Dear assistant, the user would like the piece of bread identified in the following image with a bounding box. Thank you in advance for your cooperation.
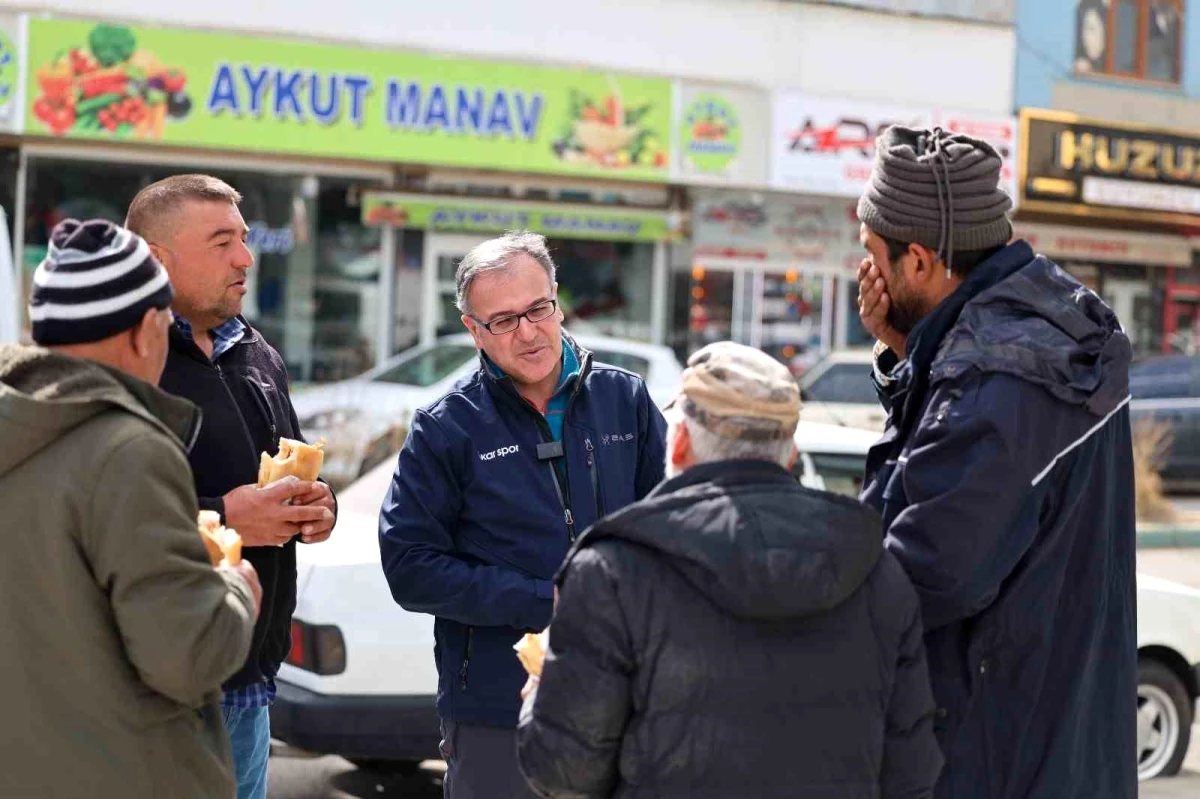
[197,510,243,567]
[258,438,325,488]
[514,629,549,677]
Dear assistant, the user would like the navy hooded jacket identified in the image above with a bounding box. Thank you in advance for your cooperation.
[379,337,667,728]
[861,240,1137,799]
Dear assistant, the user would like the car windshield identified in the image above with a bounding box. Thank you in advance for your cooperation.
[592,350,650,379]
[372,344,477,387]
[803,363,878,405]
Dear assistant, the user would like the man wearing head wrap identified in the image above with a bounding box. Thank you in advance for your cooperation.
[517,342,943,799]
[856,126,1137,798]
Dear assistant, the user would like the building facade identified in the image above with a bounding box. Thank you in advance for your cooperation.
[1,1,1015,380]
[1015,0,1200,356]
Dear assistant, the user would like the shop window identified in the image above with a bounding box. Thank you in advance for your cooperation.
[0,148,17,340]
[552,238,653,342]
[1075,0,1184,84]
[24,158,383,384]
[671,265,826,373]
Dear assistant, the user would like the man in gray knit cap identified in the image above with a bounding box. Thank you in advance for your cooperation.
[856,126,1137,799]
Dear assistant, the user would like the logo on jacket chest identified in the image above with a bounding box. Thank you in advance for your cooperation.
[600,432,635,446]
[479,445,521,462]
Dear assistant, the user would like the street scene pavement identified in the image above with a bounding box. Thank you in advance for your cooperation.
[268,748,1200,798]
[265,540,1200,798]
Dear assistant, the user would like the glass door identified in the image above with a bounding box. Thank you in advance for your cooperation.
[422,232,489,344]
[672,264,830,375]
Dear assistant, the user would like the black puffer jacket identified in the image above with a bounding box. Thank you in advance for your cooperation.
[517,460,943,799]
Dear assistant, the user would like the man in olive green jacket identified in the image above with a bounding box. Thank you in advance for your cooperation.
[0,219,260,798]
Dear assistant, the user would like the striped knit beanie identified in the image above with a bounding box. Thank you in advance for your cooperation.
[30,219,173,346]
[857,126,1012,268]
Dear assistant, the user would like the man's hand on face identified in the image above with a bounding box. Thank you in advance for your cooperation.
[223,477,335,548]
[857,258,908,359]
[293,481,337,544]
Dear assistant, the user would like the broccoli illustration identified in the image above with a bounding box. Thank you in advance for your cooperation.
[88,24,136,68]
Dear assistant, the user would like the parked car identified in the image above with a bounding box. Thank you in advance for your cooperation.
[797,349,887,432]
[1130,354,1200,491]
[291,333,685,488]
[270,419,1200,783]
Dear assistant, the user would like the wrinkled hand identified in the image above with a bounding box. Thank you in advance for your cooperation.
[223,477,335,548]
[219,559,263,620]
[521,675,540,701]
[293,481,337,544]
[857,258,907,359]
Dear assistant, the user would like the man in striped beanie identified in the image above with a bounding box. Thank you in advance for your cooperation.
[856,126,1138,798]
[28,218,174,374]
[0,217,261,798]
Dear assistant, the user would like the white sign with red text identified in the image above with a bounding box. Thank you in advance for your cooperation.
[770,93,1018,205]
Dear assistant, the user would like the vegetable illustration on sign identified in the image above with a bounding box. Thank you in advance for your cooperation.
[681,94,741,175]
[31,23,192,137]
[25,20,674,181]
[553,77,665,170]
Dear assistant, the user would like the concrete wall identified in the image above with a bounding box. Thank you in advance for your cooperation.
[1016,0,1200,128]
[811,0,1015,24]
[10,0,1015,113]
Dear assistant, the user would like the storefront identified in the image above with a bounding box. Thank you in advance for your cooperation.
[360,190,675,348]
[681,189,860,374]
[1017,109,1199,356]
[745,90,1021,366]
[6,14,678,381]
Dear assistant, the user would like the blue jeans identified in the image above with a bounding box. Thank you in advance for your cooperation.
[222,705,270,799]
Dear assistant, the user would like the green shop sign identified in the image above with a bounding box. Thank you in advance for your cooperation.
[25,18,673,181]
[362,193,675,243]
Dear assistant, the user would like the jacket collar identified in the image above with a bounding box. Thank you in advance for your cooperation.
[169,314,259,361]
[905,240,1034,377]
[647,459,794,499]
[479,332,593,409]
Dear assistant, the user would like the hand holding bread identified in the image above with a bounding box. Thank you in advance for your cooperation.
[514,629,550,678]
[258,438,325,487]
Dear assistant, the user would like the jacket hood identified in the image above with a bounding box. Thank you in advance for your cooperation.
[0,344,199,478]
[933,241,1132,417]
[578,460,883,620]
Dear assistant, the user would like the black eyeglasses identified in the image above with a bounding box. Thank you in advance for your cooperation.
[475,299,558,335]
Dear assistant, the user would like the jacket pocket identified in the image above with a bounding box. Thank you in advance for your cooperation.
[584,437,605,521]
[878,459,909,528]
[242,376,279,445]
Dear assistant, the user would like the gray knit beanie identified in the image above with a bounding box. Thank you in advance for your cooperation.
[857,126,1013,267]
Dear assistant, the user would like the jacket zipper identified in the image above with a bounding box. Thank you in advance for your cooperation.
[212,362,260,457]
[492,351,593,544]
[459,627,474,690]
[245,379,278,442]
[585,438,604,520]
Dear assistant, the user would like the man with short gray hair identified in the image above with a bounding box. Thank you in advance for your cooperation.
[380,231,667,799]
[517,341,942,798]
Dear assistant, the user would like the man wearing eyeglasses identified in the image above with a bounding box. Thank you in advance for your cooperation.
[379,231,667,799]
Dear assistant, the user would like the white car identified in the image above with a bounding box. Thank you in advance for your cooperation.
[798,349,888,433]
[269,422,1200,783]
[291,333,685,488]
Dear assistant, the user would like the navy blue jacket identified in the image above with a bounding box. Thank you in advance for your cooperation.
[379,338,667,728]
[862,241,1137,799]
